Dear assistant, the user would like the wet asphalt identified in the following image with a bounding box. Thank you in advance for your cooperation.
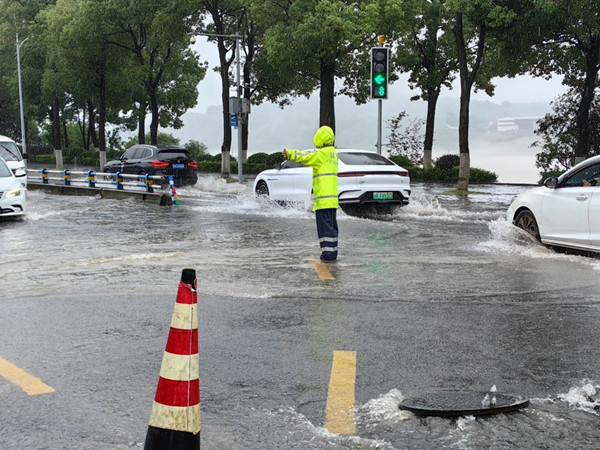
[1,179,600,449]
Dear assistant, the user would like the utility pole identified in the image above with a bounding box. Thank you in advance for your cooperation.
[16,33,28,165]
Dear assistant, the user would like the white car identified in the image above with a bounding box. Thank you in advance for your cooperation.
[507,154,600,252]
[253,149,411,214]
[0,135,27,187]
[0,157,26,217]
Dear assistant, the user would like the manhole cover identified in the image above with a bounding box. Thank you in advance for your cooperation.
[400,390,529,417]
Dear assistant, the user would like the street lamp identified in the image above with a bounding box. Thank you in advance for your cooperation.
[190,29,245,183]
[16,33,28,165]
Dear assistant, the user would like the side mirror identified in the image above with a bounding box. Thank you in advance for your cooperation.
[544,176,558,189]
[274,162,283,170]
[14,169,26,177]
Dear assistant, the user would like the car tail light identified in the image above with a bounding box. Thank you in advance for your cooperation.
[152,160,169,168]
[338,171,408,177]
[188,161,197,169]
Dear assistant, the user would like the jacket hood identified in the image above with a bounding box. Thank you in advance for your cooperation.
[313,126,335,148]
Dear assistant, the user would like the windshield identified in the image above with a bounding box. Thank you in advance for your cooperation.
[157,150,191,159]
[0,159,12,177]
[0,142,22,162]
[338,152,393,166]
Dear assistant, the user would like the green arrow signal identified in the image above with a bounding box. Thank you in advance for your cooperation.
[373,74,386,85]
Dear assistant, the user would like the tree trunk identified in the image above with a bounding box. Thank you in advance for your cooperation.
[457,85,471,191]
[52,94,61,150]
[98,60,107,168]
[575,37,600,165]
[138,105,146,144]
[423,87,440,168]
[219,55,232,176]
[88,101,99,150]
[451,13,486,191]
[63,121,69,149]
[148,80,159,145]
[52,93,63,169]
[319,60,336,132]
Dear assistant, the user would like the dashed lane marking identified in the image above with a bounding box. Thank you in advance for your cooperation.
[0,356,55,395]
[325,350,357,435]
[310,260,335,280]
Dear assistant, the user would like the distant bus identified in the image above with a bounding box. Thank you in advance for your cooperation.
[495,117,541,133]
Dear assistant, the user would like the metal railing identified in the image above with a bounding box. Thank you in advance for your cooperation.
[27,168,181,205]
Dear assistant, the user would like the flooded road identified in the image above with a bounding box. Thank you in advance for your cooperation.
[1,178,600,449]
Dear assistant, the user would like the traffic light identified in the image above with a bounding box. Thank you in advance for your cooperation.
[370,47,389,100]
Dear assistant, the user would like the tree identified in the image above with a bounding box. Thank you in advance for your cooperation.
[0,0,55,146]
[108,0,206,145]
[252,0,373,132]
[530,0,600,165]
[394,0,457,167]
[444,0,523,191]
[533,89,600,174]
[196,0,245,177]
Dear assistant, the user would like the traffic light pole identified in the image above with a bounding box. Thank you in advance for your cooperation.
[377,99,382,155]
[370,44,388,155]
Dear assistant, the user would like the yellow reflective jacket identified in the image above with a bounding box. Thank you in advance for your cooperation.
[285,145,338,211]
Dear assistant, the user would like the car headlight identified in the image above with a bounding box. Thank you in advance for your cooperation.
[6,187,23,198]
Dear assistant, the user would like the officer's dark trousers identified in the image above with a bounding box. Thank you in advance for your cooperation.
[315,208,338,261]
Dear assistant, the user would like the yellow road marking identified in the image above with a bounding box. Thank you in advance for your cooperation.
[310,260,335,280]
[0,356,55,395]
[325,350,356,435]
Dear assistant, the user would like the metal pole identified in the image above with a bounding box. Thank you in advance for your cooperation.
[236,35,243,183]
[16,33,28,165]
[377,99,382,154]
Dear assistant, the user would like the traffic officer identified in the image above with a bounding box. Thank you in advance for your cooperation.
[282,125,339,261]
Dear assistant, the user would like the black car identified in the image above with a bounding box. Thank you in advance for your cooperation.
[103,145,198,186]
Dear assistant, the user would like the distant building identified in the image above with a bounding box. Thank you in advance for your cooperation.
[489,117,542,134]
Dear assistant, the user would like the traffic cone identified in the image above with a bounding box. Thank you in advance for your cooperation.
[144,268,200,449]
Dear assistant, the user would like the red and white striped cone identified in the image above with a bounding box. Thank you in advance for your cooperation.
[144,268,200,449]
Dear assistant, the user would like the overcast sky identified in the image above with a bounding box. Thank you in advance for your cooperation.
[191,37,568,114]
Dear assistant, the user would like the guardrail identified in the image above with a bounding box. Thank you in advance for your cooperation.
[26,168,180,205]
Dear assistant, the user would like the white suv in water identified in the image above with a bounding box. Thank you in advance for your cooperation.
[0,135,27,187]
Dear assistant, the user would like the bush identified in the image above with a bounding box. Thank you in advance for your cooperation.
[409,165,497,183]
[247,152,271,165]
[435,154,460,170]
[388,154,415,169]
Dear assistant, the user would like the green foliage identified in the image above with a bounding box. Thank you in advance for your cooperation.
[435,154,460,170]
[409,166,497,183]
[185,140,209,161]
[388,154,415,169]
[123,133,180,149]
[533,88,600,173]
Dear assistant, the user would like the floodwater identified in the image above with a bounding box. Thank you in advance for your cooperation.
[2,177,600,449]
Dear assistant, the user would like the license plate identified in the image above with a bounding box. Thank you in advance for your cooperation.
[172,163,185,169]
[373,192,394,200]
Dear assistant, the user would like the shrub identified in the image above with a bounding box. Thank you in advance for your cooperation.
[388,154,415,169]
[247,152,271,165]
[435,154,460,170]
[409,165,497,183]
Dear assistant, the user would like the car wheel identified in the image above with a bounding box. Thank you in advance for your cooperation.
[514,209,541,242]
[255,181,269,197]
